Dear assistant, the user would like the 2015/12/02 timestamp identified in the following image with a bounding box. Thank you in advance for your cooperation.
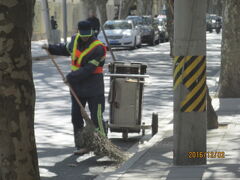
[188,152,225,158]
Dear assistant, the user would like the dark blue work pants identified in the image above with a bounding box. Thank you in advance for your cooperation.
[71,94,105,148]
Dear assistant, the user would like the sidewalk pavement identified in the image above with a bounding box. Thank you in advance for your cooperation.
[31,40,48,60]
[96,98,240,180]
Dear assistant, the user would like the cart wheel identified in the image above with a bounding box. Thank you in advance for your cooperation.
[152,113,158,136]
[142,122,145,136]
[122,130,128,141]
[104,121,109,137]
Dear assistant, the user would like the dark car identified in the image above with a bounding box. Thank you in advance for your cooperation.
[126,16,143,27]
[141,16,160,45]
[206,14,222,33]
[155,17,169,42]
[206,18,213,33]
[126,15,160,46]
[126,16,144,43]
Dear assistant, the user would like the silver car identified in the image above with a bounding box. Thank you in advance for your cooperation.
[98,20,142,49]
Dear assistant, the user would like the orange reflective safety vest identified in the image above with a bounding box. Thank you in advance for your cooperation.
[71,34,106,73]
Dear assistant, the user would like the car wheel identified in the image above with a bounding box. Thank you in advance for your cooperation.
[149,34,155,46]
[130,38,137,50]
[155,36,160,45]
[137,37,142,48]
[160,34,165,43]
[216,28,221,34]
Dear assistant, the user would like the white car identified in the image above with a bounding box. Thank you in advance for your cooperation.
[98,20,142,49]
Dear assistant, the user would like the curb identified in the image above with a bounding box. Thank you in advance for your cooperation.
[94,114,172,180]
[32,55,49,61]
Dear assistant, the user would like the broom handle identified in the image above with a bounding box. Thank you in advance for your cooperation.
[45,50,92,123]
[100,24,117,62]
[96,3,117,63]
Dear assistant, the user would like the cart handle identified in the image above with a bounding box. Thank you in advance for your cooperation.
[105,73,149,78]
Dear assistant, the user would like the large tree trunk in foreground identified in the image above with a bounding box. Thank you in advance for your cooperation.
[219,0,240,98]
[0,1,40,180]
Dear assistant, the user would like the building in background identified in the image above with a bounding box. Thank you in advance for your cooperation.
[32,0,114,40]
[113,0,166,19]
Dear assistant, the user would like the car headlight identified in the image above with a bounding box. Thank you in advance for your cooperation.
[123,33,132,38]
[158,26,163,31]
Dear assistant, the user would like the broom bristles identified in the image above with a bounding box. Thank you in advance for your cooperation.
[76,126,128,163]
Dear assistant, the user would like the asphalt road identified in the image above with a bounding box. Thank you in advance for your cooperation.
[33,32,221,180]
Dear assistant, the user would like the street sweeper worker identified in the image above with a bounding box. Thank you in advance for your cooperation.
[42,20,107,155]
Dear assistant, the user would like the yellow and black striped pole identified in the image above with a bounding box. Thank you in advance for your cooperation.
[173,0,207,165]
[174,56,207,112]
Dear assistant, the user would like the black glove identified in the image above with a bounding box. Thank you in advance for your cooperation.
[63,76,68,84]
[66,72,75,85]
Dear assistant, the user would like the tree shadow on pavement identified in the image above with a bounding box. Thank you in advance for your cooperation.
[121,132,240,180]
[39,146,119,180]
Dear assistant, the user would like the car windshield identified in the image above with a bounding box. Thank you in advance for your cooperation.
[104,21,132,30]
[207,14,220,21]
[143,17,152,25]
[127,16,143,25]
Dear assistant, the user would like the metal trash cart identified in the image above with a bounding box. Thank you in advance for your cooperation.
[106,61,158,140]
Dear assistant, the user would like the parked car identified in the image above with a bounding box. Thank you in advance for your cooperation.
[155,17,169,42]
[126,16,144,40]
[141,16,160,45]
[126,15,160,46]
[97,20,142,49]
[206,14,222,33]
[206,18,213,33]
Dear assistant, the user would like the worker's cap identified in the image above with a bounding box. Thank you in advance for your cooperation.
[77,21,93,37]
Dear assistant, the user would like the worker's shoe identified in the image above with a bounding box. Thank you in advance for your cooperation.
[73,148,89,155]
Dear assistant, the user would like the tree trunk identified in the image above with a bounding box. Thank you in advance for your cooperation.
[136,0,144,15]
[62,0,68,43]
[137,0,153,15]
[207,0,214,14]
[120,0,136,19]
[213,0,223,16]
[82,0,97,15]
[219,0,240,98]
[145,0,153,15]
[166,0,174,57]
[207,88,218,129]
[207,0,223,15]
[0,1,40,180]
[82,0,108,24]
[41,0,52,42]
[152,0,159,16]
[97,0,108,23]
